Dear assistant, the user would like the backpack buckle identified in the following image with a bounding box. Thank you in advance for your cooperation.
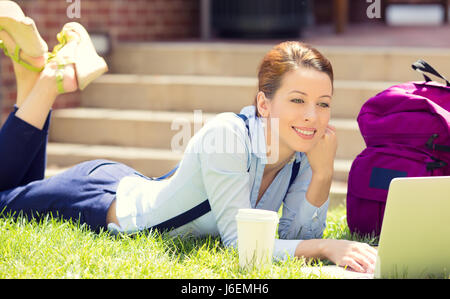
[426,156,448,171]
[425,134,439,150]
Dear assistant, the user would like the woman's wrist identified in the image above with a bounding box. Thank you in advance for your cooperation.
[306,172,332,207]
[294,239,330,260]
[311,168,333,181]
[317,239,333,260]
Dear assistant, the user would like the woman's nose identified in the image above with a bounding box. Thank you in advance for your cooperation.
[303,105,317,122]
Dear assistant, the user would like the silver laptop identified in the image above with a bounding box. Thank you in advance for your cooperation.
[302,176,450,279]
[374,176,450,278]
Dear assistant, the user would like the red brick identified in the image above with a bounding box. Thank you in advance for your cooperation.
[1,0,200,116]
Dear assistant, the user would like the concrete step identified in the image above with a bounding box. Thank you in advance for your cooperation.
[49,108,365,161]
[45,142,349,207]
[81,74,258,114]
[46,142,351,181]
[108,42,450,82]
[46,142,182,178]
[328,180,347,209]
[81,74,396,119]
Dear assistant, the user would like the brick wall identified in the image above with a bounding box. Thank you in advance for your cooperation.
[1,0,199,123]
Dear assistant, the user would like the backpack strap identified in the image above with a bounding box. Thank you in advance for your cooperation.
[236,112,301,186]
[151,164,179,180]
[289,157,301,186]
[151,113,249,181]
[236,113,250,132]
[151,199,212,232]
[433,144,450,153]
[412,59,450,87]
[426,134,450,153]
[149,113,301,232]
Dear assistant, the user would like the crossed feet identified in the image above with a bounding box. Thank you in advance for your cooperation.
[0,28,79,108]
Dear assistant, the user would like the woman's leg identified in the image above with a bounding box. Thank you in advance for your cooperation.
[0,18,117,230]
[0,159,140,232]
[0,25,50,190]
[0,68,121,231]
[15,65,65,130]
[0,64,63,191]
[13,104,52,186]
[0,106,51,191]
[0,28,78,191]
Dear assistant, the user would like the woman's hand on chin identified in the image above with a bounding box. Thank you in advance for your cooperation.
[305,124,337,177]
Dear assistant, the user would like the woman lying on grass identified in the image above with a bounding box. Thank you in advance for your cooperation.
[0,1,376,274]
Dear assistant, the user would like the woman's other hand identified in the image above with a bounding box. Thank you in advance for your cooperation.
[321,239,378,273]
[305,124,337,178]
[295,238,378,274]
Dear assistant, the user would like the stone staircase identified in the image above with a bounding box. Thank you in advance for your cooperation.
[45,42,450,207]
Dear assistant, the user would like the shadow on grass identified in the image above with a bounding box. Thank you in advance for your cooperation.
[114,227,230,261]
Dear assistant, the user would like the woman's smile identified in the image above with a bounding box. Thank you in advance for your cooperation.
[292,126,317,140]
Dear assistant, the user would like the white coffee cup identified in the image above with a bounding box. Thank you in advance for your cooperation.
[235,208,279,269]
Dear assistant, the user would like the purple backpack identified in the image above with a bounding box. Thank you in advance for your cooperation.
[346,60,450,237]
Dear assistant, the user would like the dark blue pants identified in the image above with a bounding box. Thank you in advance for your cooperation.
[0,107,140,231]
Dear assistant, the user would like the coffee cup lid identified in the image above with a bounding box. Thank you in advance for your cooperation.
[235,208,279,223]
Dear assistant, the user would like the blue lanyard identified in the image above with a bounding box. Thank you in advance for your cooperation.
[150,113,300,232]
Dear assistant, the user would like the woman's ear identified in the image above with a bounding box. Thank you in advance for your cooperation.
[256,91,270,118]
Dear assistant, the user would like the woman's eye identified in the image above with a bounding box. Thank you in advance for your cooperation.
[291,98,304,104]
[318,102,330,108]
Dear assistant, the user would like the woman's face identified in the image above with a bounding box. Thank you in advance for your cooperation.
[258,67,333,155]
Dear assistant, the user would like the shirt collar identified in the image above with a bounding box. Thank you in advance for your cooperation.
[239,105,267,163]
[239,105,302,165]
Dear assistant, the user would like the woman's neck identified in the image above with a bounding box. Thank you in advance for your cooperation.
[263,117,295,173]
[264,147,295,173]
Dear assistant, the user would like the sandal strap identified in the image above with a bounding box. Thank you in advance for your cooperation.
[55,66,65,94]
[47,29,77,63]
[50,56,75,94]
[0,30,44,73]
[46,29,78,94]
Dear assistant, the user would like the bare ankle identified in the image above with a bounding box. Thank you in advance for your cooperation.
[38,67,61,98]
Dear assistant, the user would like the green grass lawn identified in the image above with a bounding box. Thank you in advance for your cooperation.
[0,204,377,279]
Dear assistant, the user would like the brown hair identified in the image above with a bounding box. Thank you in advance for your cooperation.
[254,41,334,117]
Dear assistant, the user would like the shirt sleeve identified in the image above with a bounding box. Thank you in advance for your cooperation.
[276,154,329,260]
[198,114,252,249]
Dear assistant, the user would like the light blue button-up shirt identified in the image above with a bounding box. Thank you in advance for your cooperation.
[109,105,329,260]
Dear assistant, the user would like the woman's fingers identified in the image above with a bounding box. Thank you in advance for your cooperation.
[325,240,378,274]
[324,125,337,143]
[327,124,336,132]
[365,245,378,263]
[356,251,375,273]
[341,254,373,273]
[336,242,378,273]
[348,245,377,273]
[341,256,366,273]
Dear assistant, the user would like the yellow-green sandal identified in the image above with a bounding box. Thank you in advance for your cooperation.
[48,56,75,94]
[0,27,44,72]
[46,30,76,94]
[0,1,47,68]
[47,22,108,93]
